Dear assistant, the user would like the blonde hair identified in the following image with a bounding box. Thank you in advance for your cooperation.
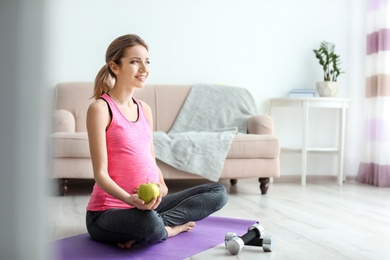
[92,34,148,99]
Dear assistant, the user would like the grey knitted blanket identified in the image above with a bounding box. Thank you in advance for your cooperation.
[153,84,257,181]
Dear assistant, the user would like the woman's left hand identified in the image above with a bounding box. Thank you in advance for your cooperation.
[155,182,168,197]
[131,193,162,210]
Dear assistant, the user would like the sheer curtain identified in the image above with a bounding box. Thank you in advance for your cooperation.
[356,0,390,186]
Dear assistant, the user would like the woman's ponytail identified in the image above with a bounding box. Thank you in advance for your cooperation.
[92,65,113,100]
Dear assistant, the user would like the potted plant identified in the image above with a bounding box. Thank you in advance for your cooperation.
[313,41,344,97]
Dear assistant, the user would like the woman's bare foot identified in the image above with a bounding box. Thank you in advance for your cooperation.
[117,240,136,249]
[165,222,196,238]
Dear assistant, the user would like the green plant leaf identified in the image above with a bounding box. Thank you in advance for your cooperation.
[313,41,343,82]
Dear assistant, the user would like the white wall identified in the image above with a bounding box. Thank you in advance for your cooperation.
[44,0,367,178]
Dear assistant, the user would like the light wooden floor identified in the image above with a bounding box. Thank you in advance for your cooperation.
[47,177,390,260]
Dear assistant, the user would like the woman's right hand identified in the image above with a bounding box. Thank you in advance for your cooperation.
[128,194,162,210]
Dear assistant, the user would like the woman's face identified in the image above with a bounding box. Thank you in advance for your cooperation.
[114,44,149,88]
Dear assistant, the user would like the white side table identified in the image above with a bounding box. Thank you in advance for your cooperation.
[268,97,351,186]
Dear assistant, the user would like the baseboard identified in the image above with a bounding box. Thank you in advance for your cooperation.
[272,175,356,183]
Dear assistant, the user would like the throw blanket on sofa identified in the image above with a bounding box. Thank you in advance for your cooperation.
[153,84,257,181]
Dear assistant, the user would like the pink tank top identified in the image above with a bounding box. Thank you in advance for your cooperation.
[86,93,159,210]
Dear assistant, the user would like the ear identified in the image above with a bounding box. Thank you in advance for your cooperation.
[108,61,119,75]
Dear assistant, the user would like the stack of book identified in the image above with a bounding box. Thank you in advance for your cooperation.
[288,89,316,97]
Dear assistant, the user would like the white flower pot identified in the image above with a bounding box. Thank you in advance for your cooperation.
[316,81,340,97]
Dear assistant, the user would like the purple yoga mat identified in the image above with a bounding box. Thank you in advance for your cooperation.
[49,216,258,260]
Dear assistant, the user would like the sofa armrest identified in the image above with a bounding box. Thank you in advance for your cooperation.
[247,114,274,135]
[53,109,75,133]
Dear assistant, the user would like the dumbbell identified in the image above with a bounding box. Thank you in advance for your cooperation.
[224,223,264,248]
[225,223,273,255]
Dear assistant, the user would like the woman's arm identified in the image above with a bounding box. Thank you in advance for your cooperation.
[140,100,169,197]
[87,100,157,209]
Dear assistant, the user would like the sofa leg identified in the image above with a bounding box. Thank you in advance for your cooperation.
[230,179,238,185]
[258,178,270,195]
[59,178,69,196]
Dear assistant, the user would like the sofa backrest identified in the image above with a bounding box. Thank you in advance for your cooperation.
[144,85,191,132]
[54,82,191,133]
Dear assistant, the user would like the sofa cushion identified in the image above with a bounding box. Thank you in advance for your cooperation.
[227,134,279,159]
[51,132,90,158]
[51,132,279,160]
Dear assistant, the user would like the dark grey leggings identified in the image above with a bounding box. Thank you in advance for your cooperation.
[86,183,228,245]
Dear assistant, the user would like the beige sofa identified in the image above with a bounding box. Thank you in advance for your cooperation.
[51,82,280,195]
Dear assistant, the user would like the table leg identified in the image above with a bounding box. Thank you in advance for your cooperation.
[302,101,308,186]
[338,106,347,185]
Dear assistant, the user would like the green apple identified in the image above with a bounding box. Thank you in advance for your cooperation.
[137,183,160,204]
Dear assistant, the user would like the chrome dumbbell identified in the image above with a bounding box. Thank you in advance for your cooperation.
[225,223,273,255]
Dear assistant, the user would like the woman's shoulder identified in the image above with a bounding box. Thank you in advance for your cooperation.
[137,99,151,110]
[87,98,110,117]
[86,98,111,129]
[137,99,153,121]
[89,98,108,110]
